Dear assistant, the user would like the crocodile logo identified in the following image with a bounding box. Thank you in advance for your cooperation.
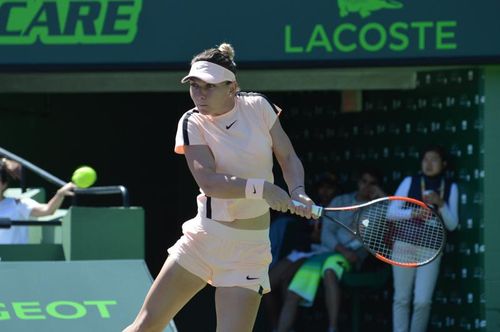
[337,0,403,18]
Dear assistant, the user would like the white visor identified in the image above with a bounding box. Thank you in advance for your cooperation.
[181,61,236,84]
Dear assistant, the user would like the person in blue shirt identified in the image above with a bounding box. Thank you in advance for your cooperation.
[276,167,385,332]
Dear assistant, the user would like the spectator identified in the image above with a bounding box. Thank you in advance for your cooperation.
[0,157,75,244]
[276,166,385,332]
[265,171,341,330]
[392,145,459,332]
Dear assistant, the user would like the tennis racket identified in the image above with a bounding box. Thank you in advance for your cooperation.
[292,196,446,267]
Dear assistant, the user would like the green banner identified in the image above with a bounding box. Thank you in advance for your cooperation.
[0,0,141,45]
[0,0,499,67]
[0,260,176,332]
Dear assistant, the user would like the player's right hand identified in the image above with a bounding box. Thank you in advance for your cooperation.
[263,182,293,213]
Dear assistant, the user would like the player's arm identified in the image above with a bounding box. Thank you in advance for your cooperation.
[184,145,292,213]
[184,145,246,199]
[30,183,75,217]
[270,116,313,218]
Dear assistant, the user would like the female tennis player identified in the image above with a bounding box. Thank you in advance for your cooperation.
[123,43,315,332]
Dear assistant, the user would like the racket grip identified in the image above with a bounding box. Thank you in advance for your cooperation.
[291,200,323,218]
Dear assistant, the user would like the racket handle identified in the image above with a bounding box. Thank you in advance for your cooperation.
[291,200,323,218]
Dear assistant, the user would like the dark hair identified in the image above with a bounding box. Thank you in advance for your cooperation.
[0,159,9,186]
[191,43,237,74]
[421,145,449,163]
[314,171,339,188]
[0,165,7,184]
[358,165,384,184]
[0,158,21,187]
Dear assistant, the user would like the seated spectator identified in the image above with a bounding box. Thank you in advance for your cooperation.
[276,166,385,332]
[265,171,341,331]
[0,157,75,244]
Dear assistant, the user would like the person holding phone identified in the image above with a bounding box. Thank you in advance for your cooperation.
[391,145,459,332]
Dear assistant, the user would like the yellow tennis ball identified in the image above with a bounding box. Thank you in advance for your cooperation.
[72,166,97,188]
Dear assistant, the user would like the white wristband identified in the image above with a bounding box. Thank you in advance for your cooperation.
[245,178,265,199]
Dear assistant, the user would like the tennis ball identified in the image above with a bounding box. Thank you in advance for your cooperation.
[72,166,97,188]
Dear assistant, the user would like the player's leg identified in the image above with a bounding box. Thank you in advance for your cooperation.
[123,256,207,332]
[215,286,263,332]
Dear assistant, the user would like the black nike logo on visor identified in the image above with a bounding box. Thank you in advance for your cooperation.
[246,276,259,280]
[226,120,237,129]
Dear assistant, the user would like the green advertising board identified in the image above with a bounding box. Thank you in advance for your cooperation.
[0,260,176,332]
[0,0,499,68]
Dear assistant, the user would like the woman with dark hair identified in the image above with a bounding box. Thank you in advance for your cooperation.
[123,43,315,332]
[392,145,459,332]
[0,158,75,244]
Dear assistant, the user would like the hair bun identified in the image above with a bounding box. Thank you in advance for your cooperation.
[218,43,235,61]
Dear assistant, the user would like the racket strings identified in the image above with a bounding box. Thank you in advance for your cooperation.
[358,200,445,266]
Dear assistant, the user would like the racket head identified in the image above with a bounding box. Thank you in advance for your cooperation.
[356,196,446,267]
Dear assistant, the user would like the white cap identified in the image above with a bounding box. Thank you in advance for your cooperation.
[181,61,236,84]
